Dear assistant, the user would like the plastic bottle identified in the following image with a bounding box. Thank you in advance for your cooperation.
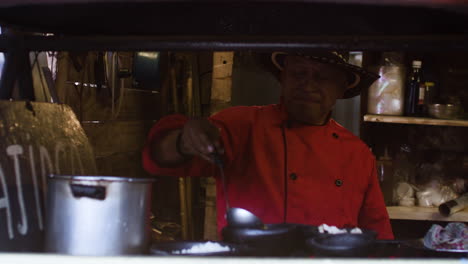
[377,146,394,205]
[405,60,423,116]
[367,52,405,115]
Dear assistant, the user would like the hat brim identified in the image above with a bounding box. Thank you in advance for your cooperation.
[271,52,379,99]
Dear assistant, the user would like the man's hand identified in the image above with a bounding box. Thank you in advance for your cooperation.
[151,118,224,166]
[178,118,224,162]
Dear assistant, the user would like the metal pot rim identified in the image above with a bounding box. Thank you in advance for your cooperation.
[48,174,156,183]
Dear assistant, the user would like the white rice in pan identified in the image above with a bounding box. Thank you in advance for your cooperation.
[318,224,362,234]
[172,242,232,254]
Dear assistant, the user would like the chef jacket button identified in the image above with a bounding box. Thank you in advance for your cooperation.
[332,133,339,139]
[289,173,298,180]
[335,179,343,187]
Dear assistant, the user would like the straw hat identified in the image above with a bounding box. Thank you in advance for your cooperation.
[271,51,379,98]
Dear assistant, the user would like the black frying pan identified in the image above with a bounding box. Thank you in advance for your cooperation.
[222,223,301,256]
[305,233,377,257]
[302,226,379,257]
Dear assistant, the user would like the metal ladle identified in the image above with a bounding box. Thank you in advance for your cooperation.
[212,153,264,229]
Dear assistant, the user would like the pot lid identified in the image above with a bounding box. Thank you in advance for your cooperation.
[49,174,156,183]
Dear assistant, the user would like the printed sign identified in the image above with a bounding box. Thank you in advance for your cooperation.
[0,101,96,252]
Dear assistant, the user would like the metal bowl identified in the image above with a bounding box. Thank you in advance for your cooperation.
[427,104,460,119]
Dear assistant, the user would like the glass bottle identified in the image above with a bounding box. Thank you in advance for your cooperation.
[424,81,436,105]
[417,77,427,116]
[405,60,423,116]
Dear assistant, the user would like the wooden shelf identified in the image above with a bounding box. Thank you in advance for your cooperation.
[364,114,468,127]
[387,206,468,222]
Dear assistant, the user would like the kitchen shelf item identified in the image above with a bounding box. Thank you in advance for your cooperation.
[364,114,468,127]
[427,104,461,120]
[387,206,468,222]
[367,52,405,116]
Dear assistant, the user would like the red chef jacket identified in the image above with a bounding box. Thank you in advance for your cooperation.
[143,104,394,240]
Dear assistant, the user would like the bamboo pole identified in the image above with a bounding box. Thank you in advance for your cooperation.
[169,55,189,240]
[54,52,69,103]
[185,55,195,240]
[203,51,234,240]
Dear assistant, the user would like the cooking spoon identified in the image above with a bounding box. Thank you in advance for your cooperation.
[211,153,264,229]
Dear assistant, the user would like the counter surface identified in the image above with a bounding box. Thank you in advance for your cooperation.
[0,253,465,264]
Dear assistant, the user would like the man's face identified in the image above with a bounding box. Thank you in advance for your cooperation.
[280,56,348,125]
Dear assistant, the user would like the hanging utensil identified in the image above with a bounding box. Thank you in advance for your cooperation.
[212,152,264,229]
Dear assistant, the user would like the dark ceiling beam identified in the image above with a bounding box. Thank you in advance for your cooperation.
[0,35,467,52]
[0,0,466,8]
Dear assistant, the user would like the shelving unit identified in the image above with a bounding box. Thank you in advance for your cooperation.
[387,206,468,222]
[364,114,468,127]
[366,114,468,223]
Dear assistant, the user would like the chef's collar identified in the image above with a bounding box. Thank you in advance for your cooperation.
[275,98,332,128]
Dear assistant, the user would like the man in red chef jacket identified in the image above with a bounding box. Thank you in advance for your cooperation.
[143,51,394,240]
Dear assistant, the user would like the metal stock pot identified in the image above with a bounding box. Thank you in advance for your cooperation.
[45,175,155,256]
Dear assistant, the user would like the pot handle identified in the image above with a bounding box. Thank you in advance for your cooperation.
[70,184,106,200]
